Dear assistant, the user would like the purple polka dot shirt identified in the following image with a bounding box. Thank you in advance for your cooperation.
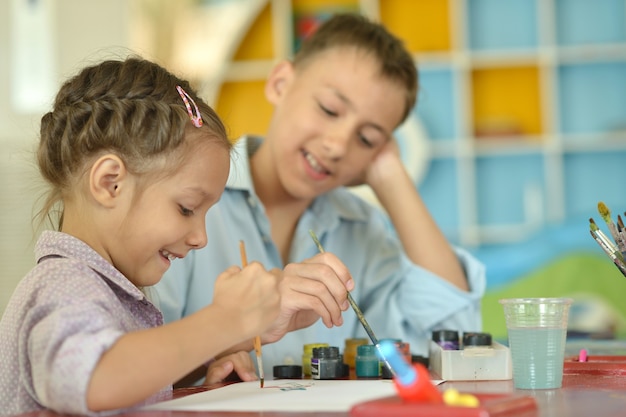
[0,231,172,416]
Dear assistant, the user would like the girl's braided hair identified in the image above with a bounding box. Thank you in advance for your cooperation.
[36,57,230,229]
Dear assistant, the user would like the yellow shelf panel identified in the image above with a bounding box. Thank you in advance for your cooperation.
[379,0,451,53]
[472,66,543,137]
[216,81,272,140]
[233,3,274,61]
[292,0,359,12]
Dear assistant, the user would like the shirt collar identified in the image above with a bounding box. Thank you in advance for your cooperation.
[35,230,148,301]
[315,188,371,224]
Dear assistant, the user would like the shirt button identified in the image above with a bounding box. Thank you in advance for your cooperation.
[247,196,256,207]
[262,235,271,243]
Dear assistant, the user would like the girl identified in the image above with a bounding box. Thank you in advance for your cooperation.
[0,57,281,416]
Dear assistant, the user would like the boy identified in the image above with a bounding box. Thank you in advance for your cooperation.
[156,13,485,378]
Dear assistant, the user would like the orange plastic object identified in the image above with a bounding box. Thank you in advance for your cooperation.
[350,393,537,417]
[392,363,443,404]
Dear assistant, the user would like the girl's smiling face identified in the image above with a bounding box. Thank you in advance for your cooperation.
[264,46,406,200]
[109,139,230,288]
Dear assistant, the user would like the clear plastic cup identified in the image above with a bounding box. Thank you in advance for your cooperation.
[499,298,573,389]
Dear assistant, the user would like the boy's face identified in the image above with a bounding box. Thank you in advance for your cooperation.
[265,46,406,199]
[110,140,229,288]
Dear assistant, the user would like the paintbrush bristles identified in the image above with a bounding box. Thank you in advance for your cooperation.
[590,230,626,277]
[597,202,626,257]
[238,240,264,388]
[590,218,621,256]
[598,201,612,222]
[598,202,620,242]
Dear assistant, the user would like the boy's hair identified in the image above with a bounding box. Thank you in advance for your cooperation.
[293,13,418,122]
[36,57,230,229]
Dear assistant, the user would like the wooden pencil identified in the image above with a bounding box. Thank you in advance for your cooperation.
[239,240,264,388]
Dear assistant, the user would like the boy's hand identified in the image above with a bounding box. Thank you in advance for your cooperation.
[345,139,404,191]
[364,138,404,191]
[260,252,353,344]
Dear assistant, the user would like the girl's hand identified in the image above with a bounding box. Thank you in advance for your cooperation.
[205,351,258,385]
[212,264,281,340]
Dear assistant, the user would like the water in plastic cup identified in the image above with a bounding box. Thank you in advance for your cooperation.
[499,298,572,389]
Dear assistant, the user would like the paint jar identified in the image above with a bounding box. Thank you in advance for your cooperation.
[273,365,303,379]
[302,343,328,377]
[462,332,492,349]
[412,355,430,368]
[311,346,342,379]
[343,338,368,368]
[398,341,411,362]
[432,329,460,350]
[355,344,380,378]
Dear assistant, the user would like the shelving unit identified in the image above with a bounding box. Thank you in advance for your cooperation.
[205,0,626,248]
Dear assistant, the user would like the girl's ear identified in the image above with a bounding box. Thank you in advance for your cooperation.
[89,154,128,208]
[265,60,294,104]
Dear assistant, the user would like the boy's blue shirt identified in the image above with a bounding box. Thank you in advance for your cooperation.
[154,135,486,377]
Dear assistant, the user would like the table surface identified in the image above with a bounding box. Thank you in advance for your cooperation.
[8,369,626,417]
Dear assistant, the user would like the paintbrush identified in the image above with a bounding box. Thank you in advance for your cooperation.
[590,226,626,277]
[618,214,626,236]
[618,215,626,248]
[590,218,626,264]
[598,202,626,258]
[239,240,264,388]
[589,218,624,261]
[308,229,396,377]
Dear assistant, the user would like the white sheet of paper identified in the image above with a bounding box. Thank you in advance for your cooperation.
[142,379,442,412]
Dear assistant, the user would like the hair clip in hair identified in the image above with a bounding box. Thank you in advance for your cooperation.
[176,85,203,128]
